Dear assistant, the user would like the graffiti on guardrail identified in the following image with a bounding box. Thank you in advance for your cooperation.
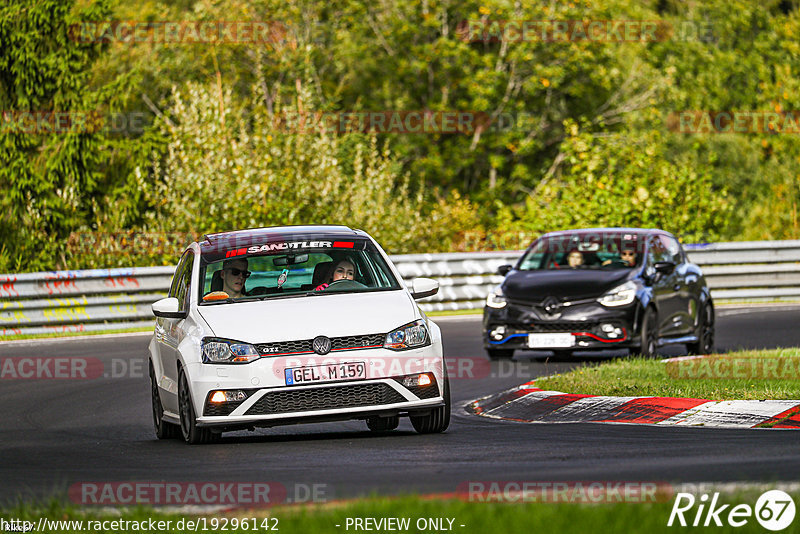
[2,241,800,337]
[42,273,79,295]
[0,276,18,297]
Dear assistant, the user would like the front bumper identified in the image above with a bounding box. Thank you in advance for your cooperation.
[185,344,446,428]
[197,377,444,428]
[483,299,641,351]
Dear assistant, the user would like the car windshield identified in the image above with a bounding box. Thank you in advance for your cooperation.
[518,232,644,271]
[198,238,401,304]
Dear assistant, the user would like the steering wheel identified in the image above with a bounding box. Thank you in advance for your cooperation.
[323,279,367,291]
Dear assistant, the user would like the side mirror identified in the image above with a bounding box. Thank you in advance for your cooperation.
[654,261,676,275]
[152,297,187,319]
[410,278,439,300]
[497,264,513,276]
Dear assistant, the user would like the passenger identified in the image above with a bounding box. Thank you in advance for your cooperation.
[220,258,250,298]
[315,258,356,291]
[566,251,584,268]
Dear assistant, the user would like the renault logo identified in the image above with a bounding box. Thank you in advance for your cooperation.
[312,335,332,355]
[542,296,562,315]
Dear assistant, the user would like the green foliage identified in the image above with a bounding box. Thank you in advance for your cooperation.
[130,81,478,259]
[3,0,800,271]
[496,121,733,244]
[0,0,138,272]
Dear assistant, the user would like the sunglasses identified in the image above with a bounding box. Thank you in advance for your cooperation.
[621,251,636,256]
[227,268,251,278]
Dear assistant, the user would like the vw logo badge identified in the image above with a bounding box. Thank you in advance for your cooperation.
[312,335,332,355]
[542,296,561,315]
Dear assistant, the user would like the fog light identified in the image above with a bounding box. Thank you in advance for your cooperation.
[210,390,247,403]
[490,325,506,341]
[402,373,433,387]
[601,323,615,333]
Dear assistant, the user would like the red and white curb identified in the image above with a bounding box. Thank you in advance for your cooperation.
[469,381,800,429]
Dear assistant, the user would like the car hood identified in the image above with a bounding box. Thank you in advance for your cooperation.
[197,290,418,342]
[502,269,634,302]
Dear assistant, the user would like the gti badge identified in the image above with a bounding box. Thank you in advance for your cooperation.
[312,335,332,355]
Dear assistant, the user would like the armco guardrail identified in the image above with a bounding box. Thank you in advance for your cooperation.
[1,240,799,336]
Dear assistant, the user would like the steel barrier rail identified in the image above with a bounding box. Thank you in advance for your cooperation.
[2,240,800,336]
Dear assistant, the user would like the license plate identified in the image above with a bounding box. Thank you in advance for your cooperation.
[284,361,366,386]
[528,333,575,348]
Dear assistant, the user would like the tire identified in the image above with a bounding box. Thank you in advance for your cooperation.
[410,375,450,434]
[486,348,514,360]
[687,302,715,355]
[366,415,400,432]
[178,368,219,444]
[637,307,659,358]
[150,361,180,440]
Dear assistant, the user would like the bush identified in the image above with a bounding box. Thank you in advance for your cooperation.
[494,121,732,245]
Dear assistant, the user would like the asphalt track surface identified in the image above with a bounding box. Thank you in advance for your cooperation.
[2,306,800,505]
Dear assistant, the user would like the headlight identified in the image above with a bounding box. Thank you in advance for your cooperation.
[597,281,637,307]
[486,286,507,309]
[384,320,430,351]
[202,338,260,364]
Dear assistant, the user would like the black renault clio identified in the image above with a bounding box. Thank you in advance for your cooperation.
[482,228,714,359]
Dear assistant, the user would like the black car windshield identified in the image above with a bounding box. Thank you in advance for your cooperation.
[198,239,401,304]
[518,232,644,271]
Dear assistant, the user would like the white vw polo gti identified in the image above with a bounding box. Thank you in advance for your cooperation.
[149,225,449,443]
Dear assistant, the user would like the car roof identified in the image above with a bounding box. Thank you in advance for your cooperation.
[202,225,367,244]
[540,227,673,238]
[197,225,371,255]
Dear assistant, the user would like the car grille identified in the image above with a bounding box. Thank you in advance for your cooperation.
[204,402,243,416]
[256,333,385,356]
[403,383,441,400]
[244,383,407,415]
[529,321,601,333]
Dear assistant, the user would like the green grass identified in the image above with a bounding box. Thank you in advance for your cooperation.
[536,348,800,400]
[2,494,792,534]
[0,326,151,342]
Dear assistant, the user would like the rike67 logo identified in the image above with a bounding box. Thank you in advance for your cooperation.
[668,490,796,531]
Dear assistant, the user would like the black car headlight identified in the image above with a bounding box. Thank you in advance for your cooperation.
[486,286,508,309]
[384,320,430,351]
[597,281,637,307]
[202,338,260,364]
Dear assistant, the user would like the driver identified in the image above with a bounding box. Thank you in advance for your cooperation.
[220,258,250,298]
[603,248,638,267]
[620,249,638,266]
[315,258,355,291]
